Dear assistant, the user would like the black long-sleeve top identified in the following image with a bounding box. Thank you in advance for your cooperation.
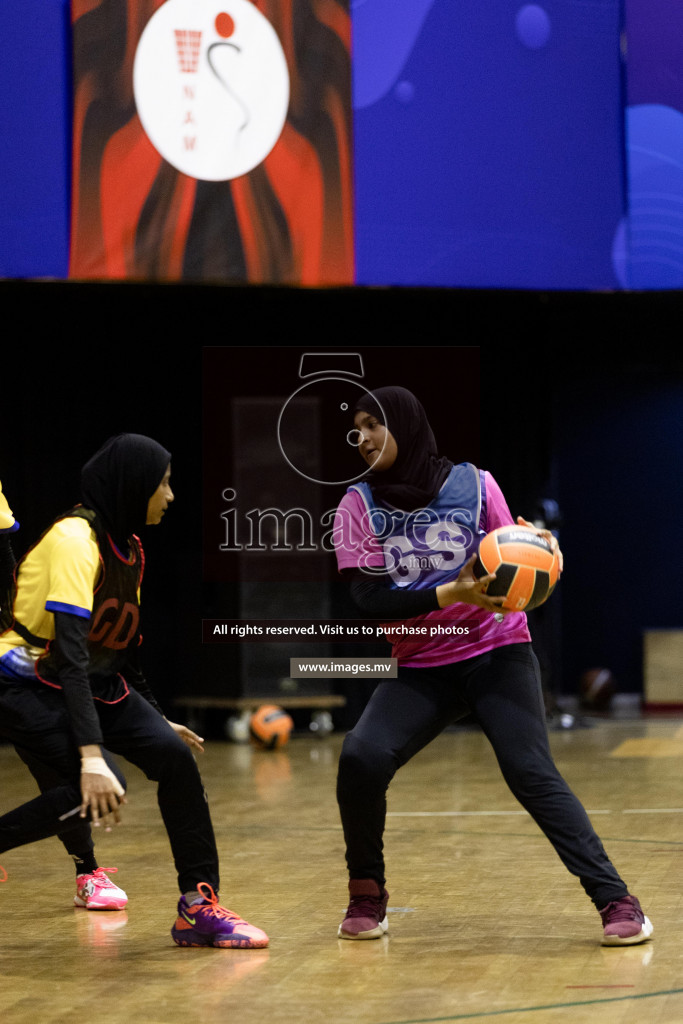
[345,569,441,618]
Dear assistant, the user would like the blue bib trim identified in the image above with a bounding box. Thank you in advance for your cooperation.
[348,463,484,589]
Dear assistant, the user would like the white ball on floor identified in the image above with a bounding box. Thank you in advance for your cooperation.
[226,714,250,743]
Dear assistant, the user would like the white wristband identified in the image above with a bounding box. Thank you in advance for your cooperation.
[80,756,125,796]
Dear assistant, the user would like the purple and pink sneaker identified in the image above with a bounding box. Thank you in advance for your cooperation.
[600,894,653,946]
[171,883,269,948]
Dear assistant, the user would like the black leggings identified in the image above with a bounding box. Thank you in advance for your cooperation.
[336,642,627,910]
[14,743,124,874]
[0,677,219,894]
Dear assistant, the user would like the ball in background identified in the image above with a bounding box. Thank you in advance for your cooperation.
[473,524,559,612]
[249,704,294,750]
[579,668,616,712]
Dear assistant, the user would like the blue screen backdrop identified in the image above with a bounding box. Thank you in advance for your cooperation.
[352,0,626,289]
[1,0,681,289]
[0,0,71,278]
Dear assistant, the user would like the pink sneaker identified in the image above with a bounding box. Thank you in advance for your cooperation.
[600,894,653,946]
[74,867,128,910]
[338,879,389,939]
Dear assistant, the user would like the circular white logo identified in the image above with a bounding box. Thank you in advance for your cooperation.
[277,379,387,486]
[133,0,290,181]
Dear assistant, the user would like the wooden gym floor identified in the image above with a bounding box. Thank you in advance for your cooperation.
[1,714,683,1024]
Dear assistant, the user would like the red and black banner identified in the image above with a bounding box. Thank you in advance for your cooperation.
[69,0,353,283]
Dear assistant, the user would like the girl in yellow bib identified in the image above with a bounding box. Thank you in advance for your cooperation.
[0,435,268,948]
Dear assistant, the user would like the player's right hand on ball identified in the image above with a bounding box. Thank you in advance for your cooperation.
[436,554,508,614]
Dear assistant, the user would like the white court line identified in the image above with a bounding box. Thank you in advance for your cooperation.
[623,808,683,814]
[388,808,683,817]
[387,811,528,817]
[387,810,610,817]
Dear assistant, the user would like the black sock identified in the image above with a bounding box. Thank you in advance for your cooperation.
[72,853,98,876]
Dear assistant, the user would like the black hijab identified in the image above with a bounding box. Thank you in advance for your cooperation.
[354,386,453,511]
[81,433,171,548]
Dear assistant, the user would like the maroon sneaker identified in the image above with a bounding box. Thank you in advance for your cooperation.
[600,894,653,946]
[338,879,389,939]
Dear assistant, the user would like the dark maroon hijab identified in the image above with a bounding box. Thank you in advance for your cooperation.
[354,386,452,511]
